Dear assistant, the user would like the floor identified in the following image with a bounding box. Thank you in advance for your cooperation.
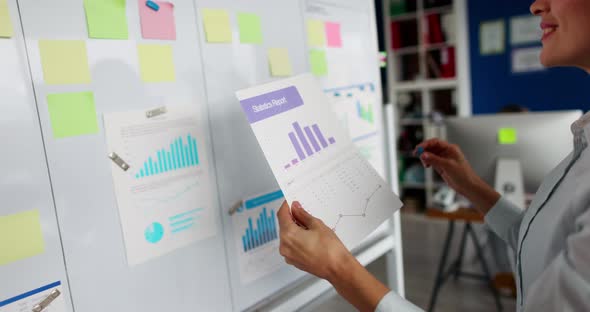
[311,214,517,311]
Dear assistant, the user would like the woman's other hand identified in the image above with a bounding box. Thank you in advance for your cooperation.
[277,200,355,281]
[415,138,500,214]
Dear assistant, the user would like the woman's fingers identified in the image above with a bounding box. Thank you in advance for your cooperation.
[291,201,316,229]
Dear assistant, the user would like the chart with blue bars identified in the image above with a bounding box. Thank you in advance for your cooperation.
[241,207,278,252]
[136,134,200,179]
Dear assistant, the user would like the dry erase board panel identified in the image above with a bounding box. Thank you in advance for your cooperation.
[17,0,232,311]
[0,0,73,309]
[305,0,387,179]
[192,0,309,310]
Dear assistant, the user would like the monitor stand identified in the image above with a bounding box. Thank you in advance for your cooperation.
[494,158,525,209]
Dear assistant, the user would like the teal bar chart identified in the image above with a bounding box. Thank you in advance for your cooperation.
[136,134,200,179]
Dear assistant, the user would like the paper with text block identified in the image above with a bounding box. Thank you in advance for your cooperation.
[236,74,402,249]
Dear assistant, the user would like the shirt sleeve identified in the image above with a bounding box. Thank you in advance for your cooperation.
[374,291,424,312]
[484,196,525,251]
[523,203,590,311]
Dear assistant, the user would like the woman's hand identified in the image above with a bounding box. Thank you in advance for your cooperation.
[277,200,355,281]
[277,201,390,312]
[415,138,500,214]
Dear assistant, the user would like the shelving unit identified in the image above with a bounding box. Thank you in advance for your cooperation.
[383,0,472,213]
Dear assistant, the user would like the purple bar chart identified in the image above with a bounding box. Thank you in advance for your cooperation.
[284,122,335,169]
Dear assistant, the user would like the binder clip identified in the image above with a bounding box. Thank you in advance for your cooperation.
[146,106,167,119]
[146,0,160,11]
[228,200,244,216]
[32,289,61,312]
[109,152,130,171]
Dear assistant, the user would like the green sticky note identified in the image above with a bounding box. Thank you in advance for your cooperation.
[47,92,99,138]
[39,40,91,85]
[137,44,176,82]
[83,0,128,39]
[0,0,14,38]
[237,12,262,44]
[268,48,292,77]
[201,9,232,43]
[498,127,518,144]
[310,50,328,76]
[307,20,325,46]
[0,210,45,266]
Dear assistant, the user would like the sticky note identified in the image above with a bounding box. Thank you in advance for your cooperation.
[498,128,518,144]
[267,48,292,77]
[139,0,176,40]
[309,50,328,76]
[201,9,232,43]
[137,44,175,82]
[237,12,262,44]
[325,22,342,47]
[47,92,99,138]
[39,40,91,85]
[83,0,128,39]
[0,0,13,38]
[0,210,45,266]
[307,20,325,46]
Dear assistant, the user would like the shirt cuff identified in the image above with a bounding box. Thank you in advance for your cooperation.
[375,291,423,312]
[484,196,523,242]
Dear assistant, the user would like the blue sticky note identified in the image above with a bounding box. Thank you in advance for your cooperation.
[146,0,159,11]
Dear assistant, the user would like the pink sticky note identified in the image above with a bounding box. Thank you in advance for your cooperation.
[325,22,342,47]
[139,0,176,40]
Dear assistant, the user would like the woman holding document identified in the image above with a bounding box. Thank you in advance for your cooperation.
[277,0,590,311]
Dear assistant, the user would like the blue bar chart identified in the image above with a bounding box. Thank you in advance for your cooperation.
[356,101,374,124]
[284,122,335,169]
[241,207,278,252]
[135,134,200,179]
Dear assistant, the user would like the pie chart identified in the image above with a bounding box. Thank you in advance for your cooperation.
[145,222,164,243]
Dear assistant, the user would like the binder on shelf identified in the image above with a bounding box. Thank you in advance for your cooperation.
[390,0,406,17]
[425,14,445,45]
[440,47,456,78]
[390,21,402,50]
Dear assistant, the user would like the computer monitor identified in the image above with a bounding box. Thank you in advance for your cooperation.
[445,110,582,195]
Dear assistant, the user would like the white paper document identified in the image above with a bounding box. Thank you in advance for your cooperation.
[104,106,217,266]
[236,74,402,249]
[0,281,65,312]
[233,190,286,284]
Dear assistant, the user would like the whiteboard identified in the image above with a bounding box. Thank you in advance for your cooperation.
[17,0,231,311]
[0,0,402,311]
[0,0,73,309]
[192,0,310,310]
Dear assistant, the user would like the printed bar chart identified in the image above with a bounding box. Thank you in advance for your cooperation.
[356,101,374,124]
[241,207,278,252]
[136,134,200,179]
[285,122,335,169]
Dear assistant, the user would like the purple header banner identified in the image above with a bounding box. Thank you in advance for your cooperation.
[240,86,304,124]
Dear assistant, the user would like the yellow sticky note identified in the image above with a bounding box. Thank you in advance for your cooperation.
[47,92,99,138]
[307,20,325,46]
[0,210,45,266]
[0,0,14,38]
[498,128,518,145]
[39,40,91,85]
[137,44,176,82]
[201,9,232,43]
[268,48,292,77]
